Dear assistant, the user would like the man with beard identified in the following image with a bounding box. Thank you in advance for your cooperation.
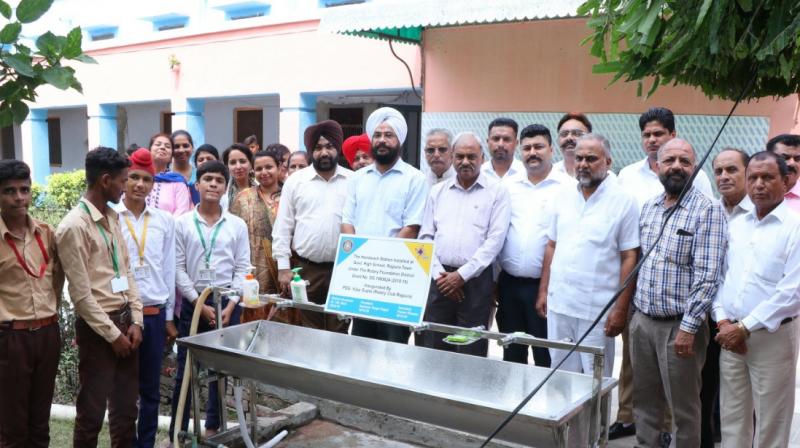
[342,107,428,343]
[273,120,353,332]
[56,147,144,447]
[497,124,574,366]
[630,138,727,447]
[481,117,525,181]
[766,133,800,212]
[419,132,510,356]
[424,128,456,186]
[611,106,713,443]
[536,134,639,376]
[713,152,800,448]
[553,112,592,177]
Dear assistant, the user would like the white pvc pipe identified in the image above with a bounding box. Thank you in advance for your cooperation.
[234,385,256,448]
[261,430,288,448]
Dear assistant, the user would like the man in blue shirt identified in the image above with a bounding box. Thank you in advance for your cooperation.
[342,107,428,343]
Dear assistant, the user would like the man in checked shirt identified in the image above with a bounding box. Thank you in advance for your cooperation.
[630,138,727,447]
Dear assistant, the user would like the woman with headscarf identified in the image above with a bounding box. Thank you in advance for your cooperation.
[146,133,193,215]
[229,151,297,323]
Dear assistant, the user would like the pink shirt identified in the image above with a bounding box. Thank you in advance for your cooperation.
[146,181,193,216]
[786,181,800,213]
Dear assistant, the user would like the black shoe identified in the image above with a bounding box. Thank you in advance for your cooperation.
[608,421,636,440]
[660,432,672,448]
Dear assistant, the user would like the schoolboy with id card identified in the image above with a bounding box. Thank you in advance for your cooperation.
[170,160,250,437]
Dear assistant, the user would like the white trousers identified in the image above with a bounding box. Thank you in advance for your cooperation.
[547,310,614,377]
[719,318,799,448]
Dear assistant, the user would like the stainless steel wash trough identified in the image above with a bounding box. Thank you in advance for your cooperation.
[179,319,616,447]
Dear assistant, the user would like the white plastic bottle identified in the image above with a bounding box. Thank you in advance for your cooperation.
[242,266,260,307]
[290,267,308,303]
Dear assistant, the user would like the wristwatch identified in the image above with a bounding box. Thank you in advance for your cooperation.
[736,321,750,338]
[132,321,143,329]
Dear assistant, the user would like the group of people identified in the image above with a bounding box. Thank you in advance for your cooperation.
[0,104,798,448]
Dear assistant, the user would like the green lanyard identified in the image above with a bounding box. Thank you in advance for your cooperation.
[193,212,223,268]
[80,202,120,278]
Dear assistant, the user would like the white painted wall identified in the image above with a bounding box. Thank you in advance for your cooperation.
[50,108,88,174]
[122,102,170,150]
[204,96,280,150]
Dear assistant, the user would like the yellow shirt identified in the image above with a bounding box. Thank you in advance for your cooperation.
[56,198,143,342]
[0,215,63,321]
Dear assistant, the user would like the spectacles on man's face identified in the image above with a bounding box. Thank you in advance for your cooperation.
[558,129,586,139]
[425,147,449,155]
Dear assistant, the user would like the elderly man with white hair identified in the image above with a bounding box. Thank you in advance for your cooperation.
[418,132,510,357]
[341,107,429,343]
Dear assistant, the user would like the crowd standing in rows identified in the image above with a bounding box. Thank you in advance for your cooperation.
[1,106,799,448]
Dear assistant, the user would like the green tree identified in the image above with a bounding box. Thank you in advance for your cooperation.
[579,0,800,100]
[0,0,95,126]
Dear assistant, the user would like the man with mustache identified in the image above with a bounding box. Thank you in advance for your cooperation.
[0,160,64,448]
[481,117,525,181]
[418,132,510,356]
[553,112,592,177]
[56,147,144,447]
[713,151,800,448]
[536,134,639,377]
[766,133,800,212]
[114,149,177,448]
[630,138,727,448]
[342,107,428,343]
[424,128,456,186]
[497,124,574,366]
[611,106,713,443]
[273,120,353,332]
[342,134,374,171]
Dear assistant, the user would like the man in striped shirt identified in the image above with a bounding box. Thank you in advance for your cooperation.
[630,138,727,447]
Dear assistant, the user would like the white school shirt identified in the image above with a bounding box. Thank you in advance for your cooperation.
[498,168,576,278]
[272,165,352,270]
[546,176,640,320]
[419,174,511,281]
[175,206,251,302]
[713,202,800,332]
[115,204,177,320]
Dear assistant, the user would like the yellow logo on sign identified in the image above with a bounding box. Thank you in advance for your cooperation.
[404,242,432,274]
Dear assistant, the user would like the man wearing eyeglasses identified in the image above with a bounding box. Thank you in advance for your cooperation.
[554,112,593,178]
[766,134,800,212]
[423,128,456,186]
[610,107,715,444]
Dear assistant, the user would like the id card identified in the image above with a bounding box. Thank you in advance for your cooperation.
[199,268,215,282]
[134,265,150,280]
[111,276,129,293]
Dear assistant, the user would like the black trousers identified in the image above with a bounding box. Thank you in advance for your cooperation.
[496,271,550,367]
[700,318,721,447]
[421,266,494,357]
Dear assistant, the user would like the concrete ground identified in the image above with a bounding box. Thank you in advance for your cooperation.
[276,420,421,448]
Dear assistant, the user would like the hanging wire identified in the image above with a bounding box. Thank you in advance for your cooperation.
[479,71,759,447]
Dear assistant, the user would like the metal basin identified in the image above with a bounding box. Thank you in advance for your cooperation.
[178,320,616,447]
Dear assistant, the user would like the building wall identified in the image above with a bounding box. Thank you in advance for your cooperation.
[122,102,170,149]
[422,19,796,136]
[49,108,88,174]
[204,96,280,150]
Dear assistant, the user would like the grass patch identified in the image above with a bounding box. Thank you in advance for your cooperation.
[50,418,171,447]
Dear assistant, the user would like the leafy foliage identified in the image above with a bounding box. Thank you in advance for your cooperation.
[578,0,800,100]
[43,169,85,209]
[0,0,96,126]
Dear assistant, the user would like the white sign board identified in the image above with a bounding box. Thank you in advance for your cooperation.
[325,235,434,325]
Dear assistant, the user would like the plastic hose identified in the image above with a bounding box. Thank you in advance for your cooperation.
[263,430,288,448]
[173,287,214,448]
[234,384,256,448]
